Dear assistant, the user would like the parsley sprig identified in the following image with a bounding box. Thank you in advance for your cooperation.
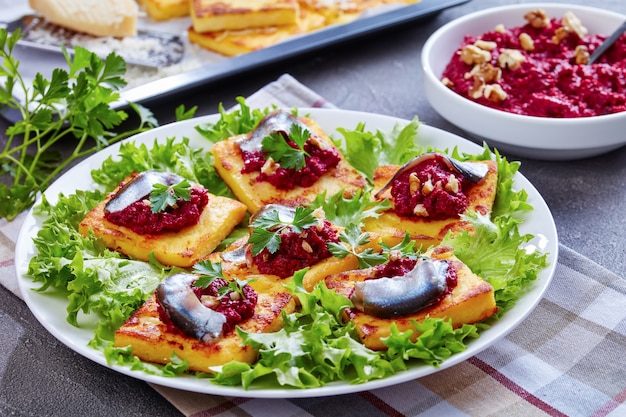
[328,228,418,269]
[192,260,255,299]
[248,206,319,256]
[149,179,191,213]
[261,123,311,170]
[327,224,386,268]
[0,29,157,220]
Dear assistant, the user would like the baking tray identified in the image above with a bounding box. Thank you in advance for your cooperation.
[1,0,470,121]
[118,0,470,106]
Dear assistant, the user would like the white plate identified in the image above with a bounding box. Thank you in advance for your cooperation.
[15,108,558,398]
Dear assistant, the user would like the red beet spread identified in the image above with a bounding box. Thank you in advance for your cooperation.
[442,16,626,117]
[105,186,208,235]
[241,134,341,190]
[157,278,258,337]
[391,155,469,219]
[252,220,340,278]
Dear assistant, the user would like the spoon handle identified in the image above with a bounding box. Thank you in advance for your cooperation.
[588,20,626,65]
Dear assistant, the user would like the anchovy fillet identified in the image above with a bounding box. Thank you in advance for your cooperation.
[156,273,226,343]
[351,258,449,318]
[104,170,185,214]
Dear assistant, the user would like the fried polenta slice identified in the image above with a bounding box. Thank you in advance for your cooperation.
[188,5,325,56]
[211,116,366,213]
[138,0,189,21]
[302,0,421,25]
[206,232,382,292]
[113,275,296,372]
[362,160,497,249]
[191,0,299,33]
[78,173,248,268]
[325,245,497,350]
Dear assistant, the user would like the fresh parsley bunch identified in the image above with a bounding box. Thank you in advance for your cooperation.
[0,28,157,220]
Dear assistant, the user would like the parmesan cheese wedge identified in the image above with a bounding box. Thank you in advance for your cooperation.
[28,0,139,37]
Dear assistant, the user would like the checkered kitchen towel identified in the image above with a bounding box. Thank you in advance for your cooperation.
[2,74,625,417]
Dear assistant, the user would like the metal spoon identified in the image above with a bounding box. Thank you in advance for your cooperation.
[588,20,626,65]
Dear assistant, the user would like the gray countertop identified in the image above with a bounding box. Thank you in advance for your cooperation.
[1,0,624,416]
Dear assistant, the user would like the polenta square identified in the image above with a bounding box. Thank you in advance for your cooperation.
[78,172,248,268]
[138,0,189,21]
[206,235,368,292]
[211,111,366,213]
[324,245,497,350]
[363,158,497,248]
[187,5,326,56]
[113,275,297,372]
[191,0,299,33]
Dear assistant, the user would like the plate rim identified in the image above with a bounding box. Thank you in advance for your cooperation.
[14,107,558,398]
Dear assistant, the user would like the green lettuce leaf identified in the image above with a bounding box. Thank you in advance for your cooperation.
[333,117,421,183]
[442,211,548,314]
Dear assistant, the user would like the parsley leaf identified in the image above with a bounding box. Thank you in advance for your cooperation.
[149,179,191,213]
[192,260,225,288]
[193,261,255,298]
[248,206,319,255]
[261,123,311,170]
[327,224,386,268]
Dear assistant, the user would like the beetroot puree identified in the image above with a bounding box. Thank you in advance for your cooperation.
[241,137,341,190]
[253,220,340,278]
[442,15,626,117]
[105,187,208,235]
[391,155,469,219]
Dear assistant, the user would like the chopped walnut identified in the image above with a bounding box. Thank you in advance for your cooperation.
[494,24,506,34]
[441,77,454,87]
[552,27,569,44]
[498,49,526,70]
[301,241,314,253]
[421,176,434,196]
[475,40,498,51]
[445,174,460,193]
[524,9,550,28]
[413,203,429,217]
[562,11,588,38]
[469,77,486,99]
[201,295,220,309]
[460,44,491,65]
[484,84,508,103]
[409,172,421,195]
[467,63,502,83]
[574,45,590,64]
[519,33,535,51]
[261,157,279,175]
[388,250,403,262]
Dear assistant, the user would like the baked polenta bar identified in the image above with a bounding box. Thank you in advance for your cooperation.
[191,0,300,32]
[137,0,190,21]
[325,245,498,350]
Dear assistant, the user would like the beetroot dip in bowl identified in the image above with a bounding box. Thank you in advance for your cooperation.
[421,3,626,160]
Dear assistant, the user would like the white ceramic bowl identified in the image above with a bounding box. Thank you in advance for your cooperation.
[421,3,626,160]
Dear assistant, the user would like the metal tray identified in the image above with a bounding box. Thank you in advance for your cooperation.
[117,0,470,106]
